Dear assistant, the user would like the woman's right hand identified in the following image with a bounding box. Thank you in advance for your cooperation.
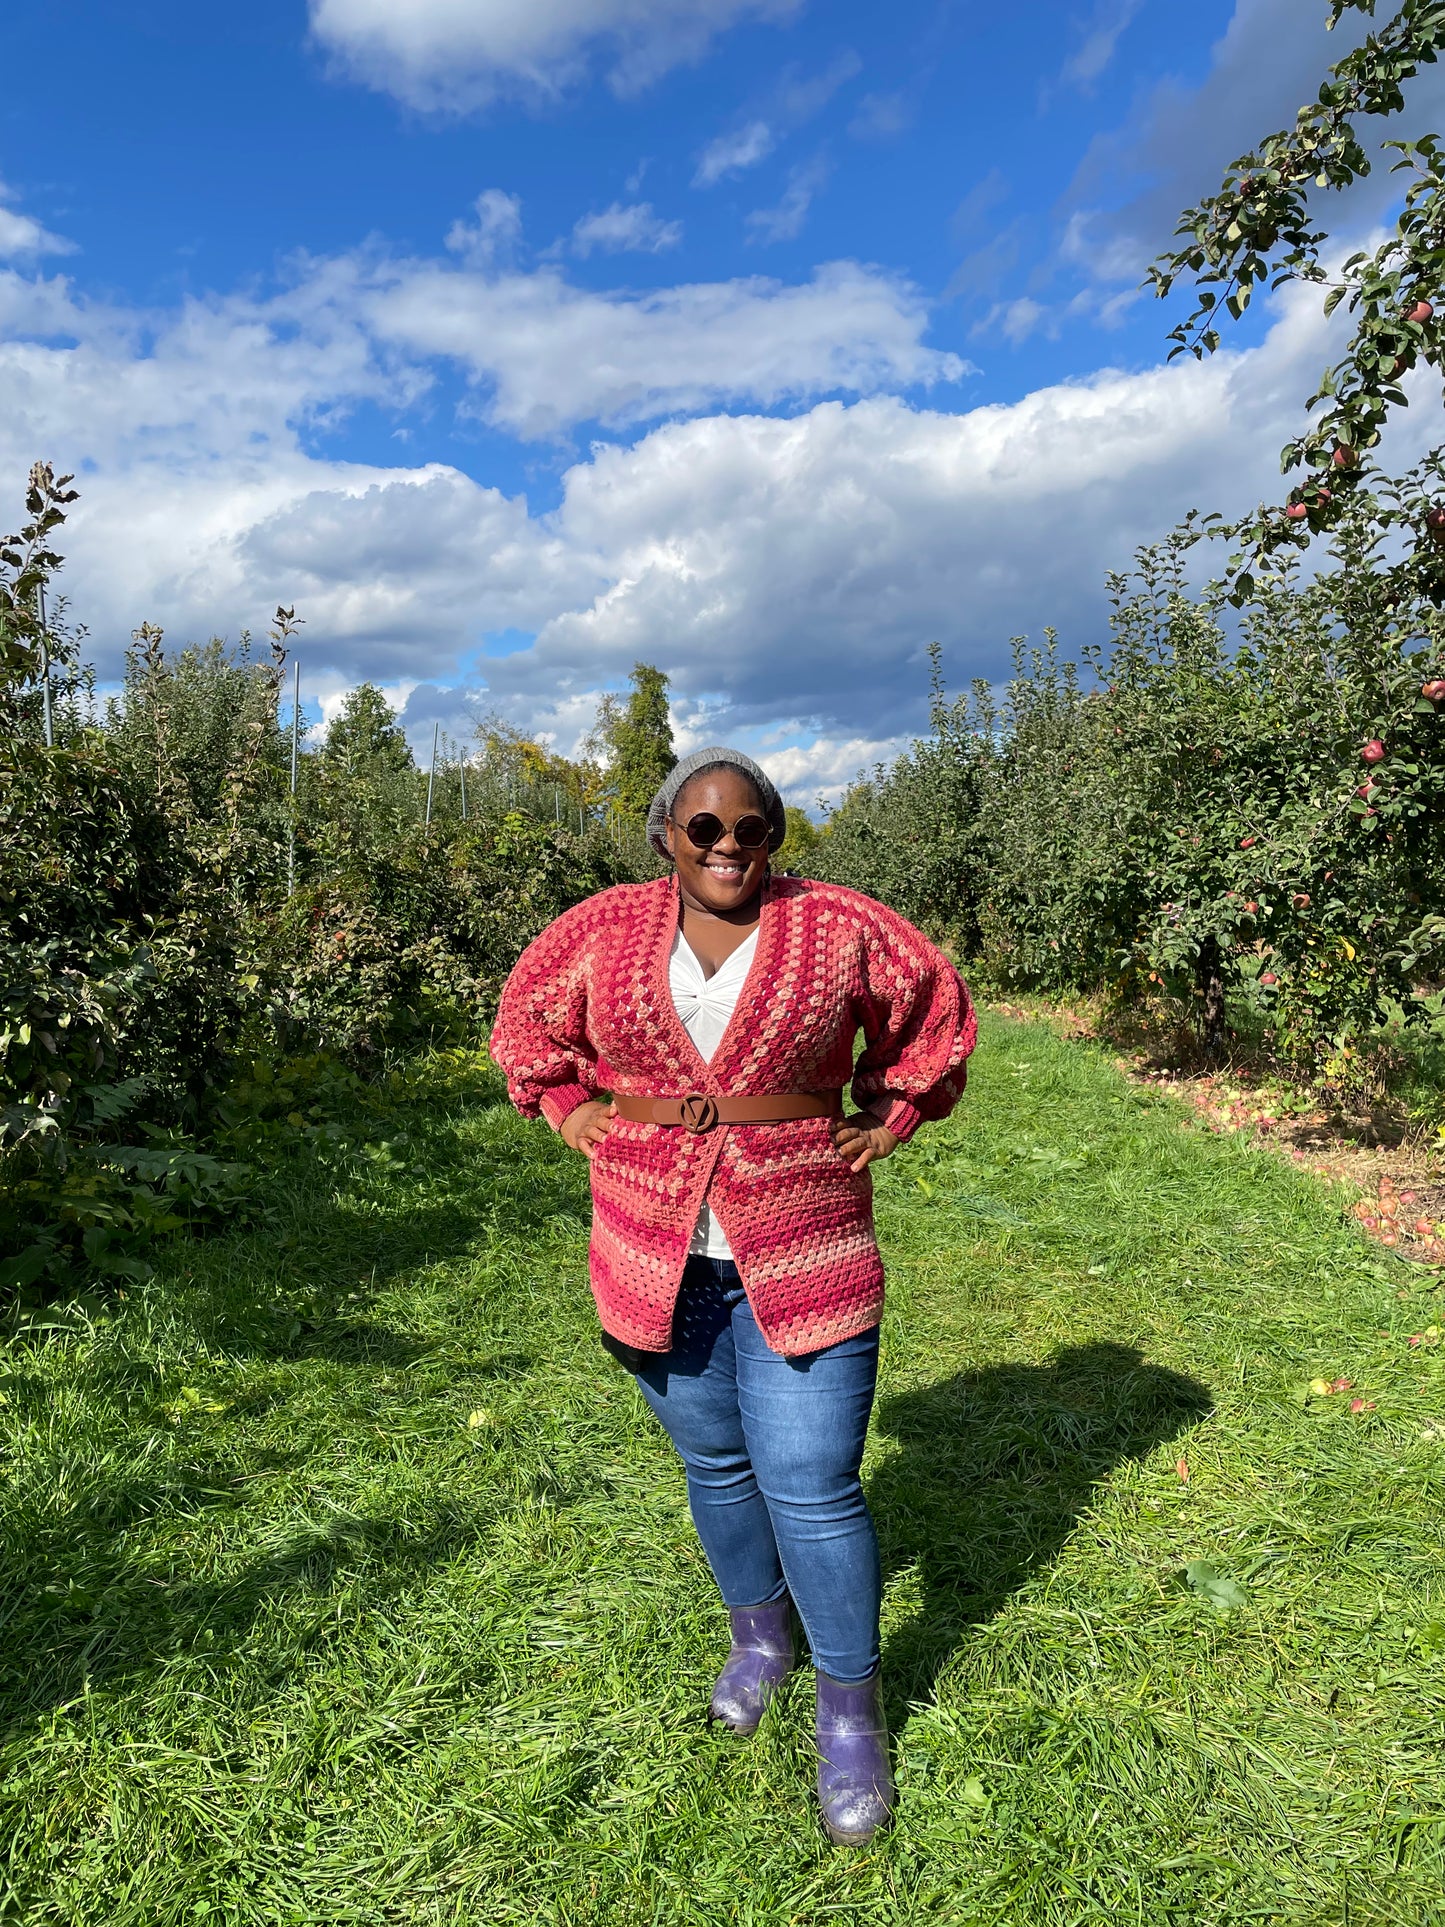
[559,1099,616,1158]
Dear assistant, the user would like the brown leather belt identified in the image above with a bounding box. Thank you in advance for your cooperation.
[611,1091,842,1135]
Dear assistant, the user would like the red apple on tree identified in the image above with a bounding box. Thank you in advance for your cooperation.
[1332,444,1357,469]
[1362,739,1386,763]
[1408,299,1434,323]
[1423,678,1445,700]
[1292,892,1311,908]
[1260,972,1278,986]
[1285,501,1309,521]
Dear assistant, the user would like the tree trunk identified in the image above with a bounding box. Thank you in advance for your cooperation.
[1196,936,1226,1059]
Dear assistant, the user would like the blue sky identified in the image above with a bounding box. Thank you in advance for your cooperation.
[1,1,1429,796]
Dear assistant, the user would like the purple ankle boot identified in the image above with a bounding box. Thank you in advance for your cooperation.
[708,1598,795,1735]
[816,1668,895,1845]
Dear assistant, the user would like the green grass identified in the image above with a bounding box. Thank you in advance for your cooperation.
[2,1013,1443,1926]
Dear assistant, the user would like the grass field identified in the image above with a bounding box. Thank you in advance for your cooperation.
[2,1011,1442,1926]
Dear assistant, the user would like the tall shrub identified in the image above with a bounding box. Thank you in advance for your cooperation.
[811,647,994,953]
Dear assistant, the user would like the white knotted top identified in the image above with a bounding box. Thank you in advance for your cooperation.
[668,927,759,1258]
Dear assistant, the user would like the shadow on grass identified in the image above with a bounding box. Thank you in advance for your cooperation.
[0,1485,497,1742]
[871,1340,1211,1709]
[0,1082,569,1741]
[174,1097,589,1363]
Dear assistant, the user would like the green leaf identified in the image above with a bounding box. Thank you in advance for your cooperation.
[0,1245,52,1291]
[1184,1561,1250,1612]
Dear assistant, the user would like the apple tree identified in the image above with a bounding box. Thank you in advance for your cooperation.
[1147,0,1445,597]
[923,516,1445,1077]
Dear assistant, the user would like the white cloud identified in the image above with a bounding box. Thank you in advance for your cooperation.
[309,0,801,112]
[951,170,1010,243]
[694,120,775,185]
[6,225,1432,801]
[0,209,962,453]
[0,184,75,260]
[1061,0,1445,289]
[437,280,1435,769]
[445,189,524,264]
[746,153,829,245]
[693,49,858,185]
[0,263,411,473]
[849,91,914,142]
[0,230,963,725]
[973,278,1139,348]
[957,1,1437,349]
[773,49,861,122]
[675,721,911,807]
[1055,0,1144,95]
[572,200,683,255]
[365,255,968,437]
[990,296,1046,346]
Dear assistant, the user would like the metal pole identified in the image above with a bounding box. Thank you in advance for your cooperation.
[425,722,438,826]
[554,789,561,825]
[288,660,300,897]
[38,584,53,749]
[459,758,468,822]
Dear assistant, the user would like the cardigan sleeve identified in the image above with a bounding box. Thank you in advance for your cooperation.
[848,900,977,1144]
[489,901,601,1130]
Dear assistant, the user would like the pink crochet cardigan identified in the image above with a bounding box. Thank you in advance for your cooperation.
[489,875,976,1357]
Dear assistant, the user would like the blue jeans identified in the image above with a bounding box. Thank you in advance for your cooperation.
[632,1255,882,1684]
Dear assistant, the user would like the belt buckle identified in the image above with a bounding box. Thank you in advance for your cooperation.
[678,1093,720,1135]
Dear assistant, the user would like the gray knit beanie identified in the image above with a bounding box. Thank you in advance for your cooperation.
[647,746,787,860]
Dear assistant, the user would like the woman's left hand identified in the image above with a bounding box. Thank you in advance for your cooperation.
[832,1111,900,1174]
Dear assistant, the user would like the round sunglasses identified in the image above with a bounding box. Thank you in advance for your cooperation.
[674,809,772,851]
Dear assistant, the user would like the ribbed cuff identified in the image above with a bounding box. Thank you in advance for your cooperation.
[539,1082,594,1131]
[870,1094,923,1144]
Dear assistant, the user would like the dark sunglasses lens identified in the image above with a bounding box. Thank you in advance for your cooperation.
[682,811,771,850]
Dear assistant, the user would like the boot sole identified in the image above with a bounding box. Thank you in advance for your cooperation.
[822,1815,891,1848]
[707,1708,762,1736]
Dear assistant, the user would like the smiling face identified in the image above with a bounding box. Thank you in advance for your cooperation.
[665,767,772,916]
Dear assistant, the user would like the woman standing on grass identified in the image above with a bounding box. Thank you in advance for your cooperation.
[490,747,975,1845]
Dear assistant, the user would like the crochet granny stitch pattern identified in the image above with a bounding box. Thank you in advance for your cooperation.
[490,875,976,1358]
